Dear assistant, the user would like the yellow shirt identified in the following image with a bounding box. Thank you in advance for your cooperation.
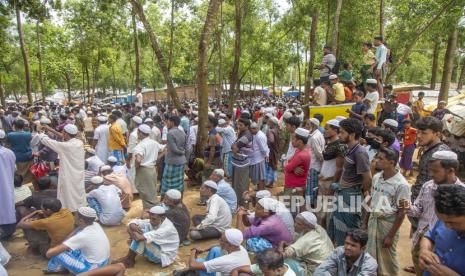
[363,50,376,65]
[31,208,75,247]
[333,83,345,102]
[108,123,126,151]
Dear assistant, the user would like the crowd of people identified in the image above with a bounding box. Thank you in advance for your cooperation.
[0,36,465,276]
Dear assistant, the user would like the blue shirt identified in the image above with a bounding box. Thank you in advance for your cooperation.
[424,220,465,276]
[7,131,32,162]
[350,102,367,120]
[217,179,237,213]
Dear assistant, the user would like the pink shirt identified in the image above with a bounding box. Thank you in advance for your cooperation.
[284,148,311,188]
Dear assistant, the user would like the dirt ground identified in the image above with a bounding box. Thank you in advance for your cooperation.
[4,174,417,276]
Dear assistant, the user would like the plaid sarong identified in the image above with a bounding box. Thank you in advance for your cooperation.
[87,197,102,216]
[47,249,108,274]
[161,163,185,196]
[246,237,273,253]
[130,240,162,264]
[305,168,319,205]
[265,162,277,185]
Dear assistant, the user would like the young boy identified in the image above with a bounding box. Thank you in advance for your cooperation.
[400,119,417,177]
[346,91,367,121]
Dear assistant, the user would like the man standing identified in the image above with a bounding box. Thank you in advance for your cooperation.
[161,115,186,196]
[93,115,110,164]
[7,119,33,184]
[0,129,16,240]
[364,79,380,115]
[217,118,236,178]
[365,147,410,276]
[134,124,164,210]
[319,45,336,82]
[126,116,143,187]
[373,36,388,98]
[39,124,86,212]
[249,122,269,190]
[328,119,371,246]
[412,92,429,121]
[108,114,126,163]
[306,118,325,205]
[265,117,280,187]
[329,75,345,104]
[284,128,311,196]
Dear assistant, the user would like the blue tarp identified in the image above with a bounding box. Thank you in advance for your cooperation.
[284,90,300,97]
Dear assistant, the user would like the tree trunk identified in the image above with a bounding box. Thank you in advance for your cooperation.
[386,0,456,82]
[228,0,242,114]
[217,2,224,102]
[439,26,458,103]
[15,4,33,104]
[168,0,175,71]
[64,73,72,102]
[85,64,90,102]
[304,8,319,120]
[297,40,301,93]
[111,64,117,96]
[129,0,181,109]
[430,41,440,90]
[457,60,465,90]
[132,9,141,94]
[325,1,331,44]
[196,0,222,157]
[91,50,101,103]
[272,63,276,96]
[36,21,46,102]
[379,0,384,37]
[0,73,5,107]
[332,0,343,56]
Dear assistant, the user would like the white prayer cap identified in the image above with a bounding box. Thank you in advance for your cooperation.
[78,206,97,218]
[282,112,292,119]
[309,118,320,126]
[107,156,117,163]
[208,111,215,117]
[383,119,398,128]
[192,111,199,116]
[40,117,51,124]
[86,148,96,155]
[203,180,218,190]
[329,74,338,80]
[138,124,152,135]
[270,117,279,125]
[439,100,447,104]
[132,116,142,125]
[149,205,166,215]
[250,122,258,129]
[97,116,107,122]
[218,119,226,125]
[100,165,112,172]
[256,190,272,199]
[258,197,277,212]
[366,78,377,84]
[299,211,317,226]
[90,176,104,184]
[326,119,340,128]
[64,124,78,135]
[0,129,5,139]
[144,118,153,123]
[288,108,296,114]
[295,127,310,138]
[264,113,272,118]
[336,116,346,122]
[166,189,182,200]
[225,228,243,246]
[86,110,92,115]
[432,150,458,161]
[213,168,224,177]
[219,113,227,118]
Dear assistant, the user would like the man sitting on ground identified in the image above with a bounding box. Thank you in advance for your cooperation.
[87,176,126,226]
[232,248,297,276]
[116,205,180,268]
[163,189,191,246]
[190,181,232,241]
[44,207,110,274]
[100,165,133,209]
[314,229,377,275]
[17,198,74,257]
[209,169,237,213]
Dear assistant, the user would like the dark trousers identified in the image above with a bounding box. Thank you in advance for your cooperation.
[0,224,16,241]
[191,215,221,240]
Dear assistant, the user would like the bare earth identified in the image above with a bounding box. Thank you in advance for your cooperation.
[4,174,416,276]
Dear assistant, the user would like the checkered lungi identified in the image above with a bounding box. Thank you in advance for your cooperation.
[87,197,102,217]
[249,160,266,184]
[305,168,319,205]
[161,163,185,196]
[47,249,108,274]
[222,152,233,178]
[265,162,277,185]
[246,237,273,253]
[111,150,126,164]
[129,239,162,264]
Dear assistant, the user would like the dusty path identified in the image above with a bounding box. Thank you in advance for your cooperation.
[4,175,416,276]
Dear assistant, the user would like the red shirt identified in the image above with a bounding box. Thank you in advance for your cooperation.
[404,127,417,146]
[284,148,311,188]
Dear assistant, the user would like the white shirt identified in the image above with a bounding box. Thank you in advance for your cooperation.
[314,86,327,106]
[134,137,164,167]
[147,106,158,117]
[249,131,269,165]
[198,194,232,232]
[116,118,128,134]
[87,185,125,225]
[63,222,110,263]
[308,129,325,171]
[187,125,198,151]
[86,155,104,173]
[204,246,251,276]
[162,125,183,141]
[150,126,161,143]
[128,217,179,267]
[127,129,139,154]
[136,93,143,108]
[93,124,110,163]
[365,91,379,114]
[39,136,86,212]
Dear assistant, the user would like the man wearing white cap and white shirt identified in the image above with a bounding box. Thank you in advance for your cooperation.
[126,116,143,187]
[249,122,269,190]
[87,176,125,226]
[85,148,104,173]
[39,124,86,212]
[404,150,464,275]
[134,124,165,210]
[93,115,109,163]
[45,207,110,274]
[184,228,251,276]
[216,118,236,178]
[364,79,379,114]
[190,180,232,241]
[305,118,325,205]
[108,155,128,176]
[144,118,161,143]
[116,205,179,268]
[209,168,237,213]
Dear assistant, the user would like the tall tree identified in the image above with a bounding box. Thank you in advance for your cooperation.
[36,20,46,102]
[195,0,222,157]
[331,0,343,56]
[129,0,181,109]
[457,60,465,90]
[228,0,242,114]
[132,7,140,93]
[430,41,440,89]
[304,8,318,119]
[439,26,458,102]
[15,2,33,103]
[379,0,384,37]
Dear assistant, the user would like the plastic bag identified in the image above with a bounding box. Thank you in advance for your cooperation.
[30,160,50,180]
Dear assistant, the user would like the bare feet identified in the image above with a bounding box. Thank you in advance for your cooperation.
[112,257,135,268]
